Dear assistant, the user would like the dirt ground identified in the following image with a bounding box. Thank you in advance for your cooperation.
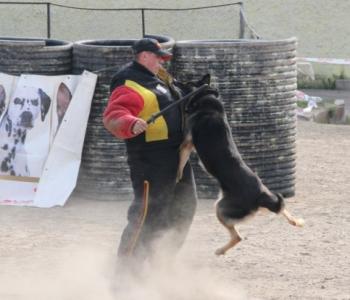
[0,120,350,300]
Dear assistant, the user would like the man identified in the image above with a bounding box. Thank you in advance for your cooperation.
[103,38,197,262]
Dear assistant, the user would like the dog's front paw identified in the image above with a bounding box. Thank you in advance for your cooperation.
[215,248,226,256]
[288,217,305,227]
[294,218,305,227]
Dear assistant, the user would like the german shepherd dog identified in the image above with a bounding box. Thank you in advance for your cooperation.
[176,74,304,255]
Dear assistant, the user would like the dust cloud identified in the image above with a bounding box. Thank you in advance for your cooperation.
[0,241,247,300]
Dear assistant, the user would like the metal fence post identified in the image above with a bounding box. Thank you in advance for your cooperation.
[239,2,245,39]
[47,2,51,38]
[141,9,145,37]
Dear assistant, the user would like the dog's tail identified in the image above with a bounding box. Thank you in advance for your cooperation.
[258,190,285,213]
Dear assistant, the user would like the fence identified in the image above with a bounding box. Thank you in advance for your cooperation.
[0,1,259,39]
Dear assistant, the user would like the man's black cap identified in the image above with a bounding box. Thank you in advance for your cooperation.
[132,38,172,60]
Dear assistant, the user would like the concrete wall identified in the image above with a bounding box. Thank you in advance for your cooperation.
[1,0,349,73]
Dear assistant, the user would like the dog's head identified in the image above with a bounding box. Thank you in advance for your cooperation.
[0,84,6,117]
[177,74,222,114]
[175,74,212,95]
[7,86,51,129]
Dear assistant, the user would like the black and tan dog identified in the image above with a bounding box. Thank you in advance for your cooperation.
[176,74,304,255]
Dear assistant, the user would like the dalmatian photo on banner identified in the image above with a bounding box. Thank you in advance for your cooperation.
[0,71,97,207]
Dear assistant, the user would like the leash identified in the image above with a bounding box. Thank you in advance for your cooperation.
[125,180,150,257]
[146,84,208,124]
[90,64,209,125]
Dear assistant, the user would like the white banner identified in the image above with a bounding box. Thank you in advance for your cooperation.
[0,71,97,207]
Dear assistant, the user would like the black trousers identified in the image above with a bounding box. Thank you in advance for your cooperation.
[117,145,197,260]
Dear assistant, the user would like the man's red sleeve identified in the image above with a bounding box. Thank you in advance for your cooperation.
[103,86,144,139]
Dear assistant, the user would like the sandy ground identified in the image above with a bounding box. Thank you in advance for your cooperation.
[0,120,350,300]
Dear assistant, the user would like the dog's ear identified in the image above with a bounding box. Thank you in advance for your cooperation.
[38,88,51,122]
[56,82,72,124]
[0,84,6,116]
[198,74,211,86]
[172,79,192,98]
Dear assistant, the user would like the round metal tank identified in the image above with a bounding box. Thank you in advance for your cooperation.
[72,35,175,199]
[172,38,297,199]
[0,37,72,75]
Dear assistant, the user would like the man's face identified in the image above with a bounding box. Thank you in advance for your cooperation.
[139,51,166,74]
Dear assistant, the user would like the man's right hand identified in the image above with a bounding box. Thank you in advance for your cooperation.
[132,118,148,135]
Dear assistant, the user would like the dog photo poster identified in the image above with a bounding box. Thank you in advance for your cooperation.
[0,73,18,124]
[0,71,97,207]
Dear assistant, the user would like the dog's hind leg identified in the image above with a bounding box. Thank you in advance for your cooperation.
[215,204,242,255]
[215,223,241,256]
[176,136,194,182]
[281,208,305,227]
[215,224,241,255]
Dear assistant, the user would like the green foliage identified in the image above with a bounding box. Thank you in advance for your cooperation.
[298,72,349,90]
[297,100,308,108]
